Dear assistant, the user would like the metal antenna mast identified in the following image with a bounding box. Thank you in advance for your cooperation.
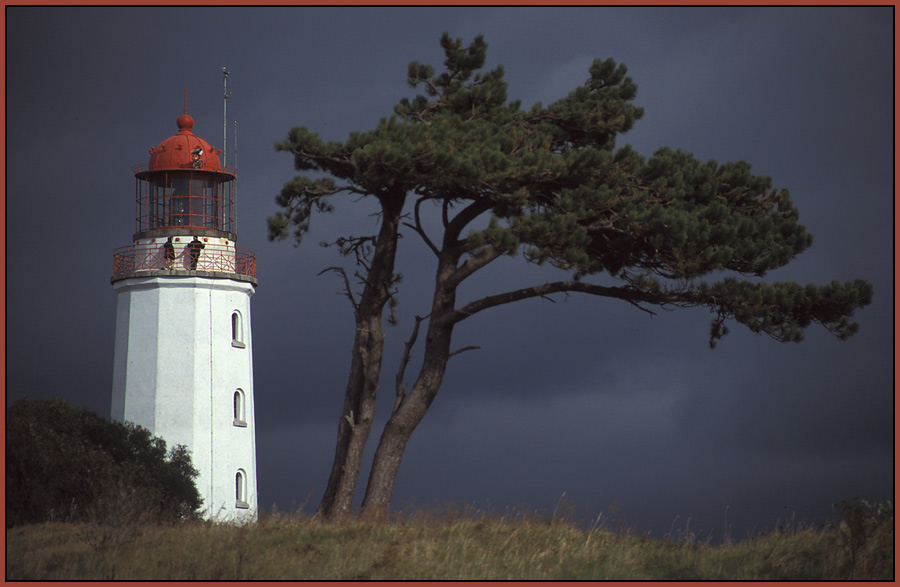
[222,67,231,169]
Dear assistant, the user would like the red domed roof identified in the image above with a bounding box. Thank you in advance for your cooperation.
[144,114,223,174]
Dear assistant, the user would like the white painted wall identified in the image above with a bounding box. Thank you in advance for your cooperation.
[111,274,258,522]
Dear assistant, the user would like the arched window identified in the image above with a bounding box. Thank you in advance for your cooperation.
[233,389,247,427]
[231,311,245,348]
[235,469,249,509]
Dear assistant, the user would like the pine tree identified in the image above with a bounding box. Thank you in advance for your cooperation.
[269,34,872,520]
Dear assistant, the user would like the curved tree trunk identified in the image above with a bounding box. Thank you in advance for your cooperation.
[316,196,404,520]
[359,319,454,517]
[316,313,385,520]
[359,257,459,517]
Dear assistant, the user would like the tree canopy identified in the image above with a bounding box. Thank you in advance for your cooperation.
[269,33,872,520]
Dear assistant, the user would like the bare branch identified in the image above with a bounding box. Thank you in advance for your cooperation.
[318,266,359,316]
[321,234,380,274]
[449,345,481,359]
[405,198,440,257]
[394,314,427,414]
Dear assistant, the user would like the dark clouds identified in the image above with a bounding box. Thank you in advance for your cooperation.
[6,7,892,540]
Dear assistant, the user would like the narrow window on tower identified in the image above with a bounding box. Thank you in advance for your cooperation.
[231,311,245,348]
[235,470,249,509]
[233,389,247,427]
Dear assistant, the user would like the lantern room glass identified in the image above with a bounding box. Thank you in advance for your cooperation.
[136,170,235,234]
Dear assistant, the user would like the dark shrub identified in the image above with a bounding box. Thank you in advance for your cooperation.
[835,498,894,579]
[6,398,202,527]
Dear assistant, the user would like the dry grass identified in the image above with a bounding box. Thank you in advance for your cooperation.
[6,503,893,581]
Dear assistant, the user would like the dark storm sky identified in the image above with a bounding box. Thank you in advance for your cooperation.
[6,6,893,540]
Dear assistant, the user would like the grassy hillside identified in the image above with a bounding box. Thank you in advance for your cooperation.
[6,503,893,580]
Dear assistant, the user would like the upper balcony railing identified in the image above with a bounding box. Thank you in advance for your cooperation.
[112,242,256,280]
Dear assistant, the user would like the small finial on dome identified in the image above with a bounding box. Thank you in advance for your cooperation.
[177,113,194,132]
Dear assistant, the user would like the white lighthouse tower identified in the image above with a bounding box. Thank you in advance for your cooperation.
[110,110,258,522]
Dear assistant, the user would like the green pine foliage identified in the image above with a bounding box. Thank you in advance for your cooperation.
[269,32,871,347]
[6,398,202,527]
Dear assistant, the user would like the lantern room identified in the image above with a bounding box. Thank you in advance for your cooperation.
[133,113,236,238]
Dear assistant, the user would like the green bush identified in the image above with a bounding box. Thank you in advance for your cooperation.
[6,398,202,527]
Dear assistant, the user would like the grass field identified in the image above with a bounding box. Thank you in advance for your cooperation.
[6,501,893,581]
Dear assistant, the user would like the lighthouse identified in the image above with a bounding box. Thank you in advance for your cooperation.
[110,111,258,522]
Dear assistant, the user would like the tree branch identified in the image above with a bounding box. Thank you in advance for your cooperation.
[449,345,481,359]
[393,314,427,414]
[404,198,440,258]
[444,198,494,245]
[286,146,362,181]
[317,266,359,317]
[448,280,685,325]
[447,245,504,289]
